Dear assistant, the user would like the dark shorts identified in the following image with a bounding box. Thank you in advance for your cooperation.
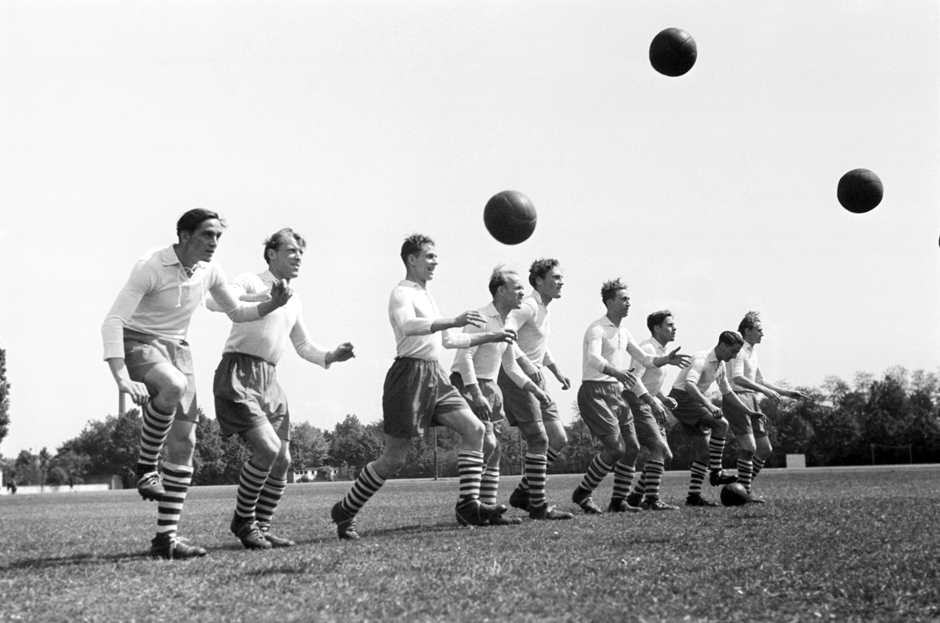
[450,373,505,423]
[577,381,635,440]
[213,352,291,441]
[723,392,768,439]
[623,391,669,446]
[383,358,469,439]
[668,388,712,437]
[497,367,561,427]
[123,329,198,423]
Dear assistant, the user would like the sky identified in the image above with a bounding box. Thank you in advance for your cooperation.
[1,1,938,457]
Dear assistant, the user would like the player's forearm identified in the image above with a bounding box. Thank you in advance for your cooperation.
[733,376,766,393]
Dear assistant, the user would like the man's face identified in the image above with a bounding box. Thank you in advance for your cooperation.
[537,267,564,299]
[606,289,631,318]
[718,342,743,362]
[268,239,304,281]
[497,273,526,309]
[654,316,677,344]
[411,244,438,283]
[746,321,764,345]
[181,219,223,263]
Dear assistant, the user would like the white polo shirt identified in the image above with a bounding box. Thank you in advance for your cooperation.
[388,280,470,361]
[672,349,733,395]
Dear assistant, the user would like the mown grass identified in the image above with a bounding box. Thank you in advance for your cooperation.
[1,468,938,622]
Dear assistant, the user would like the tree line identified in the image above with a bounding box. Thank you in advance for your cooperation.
[3,365,939,487]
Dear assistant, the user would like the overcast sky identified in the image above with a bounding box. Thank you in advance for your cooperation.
[2,1,938,456]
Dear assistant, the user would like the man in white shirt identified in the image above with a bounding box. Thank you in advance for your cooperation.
[450,267,553,523]
[623,310,683,511]
[668,331,762,507]
[572,280,689,514]
[330,234,516,539]
[101,209,290,559]
[725,312,807,501]
[498,259,575,519]
[209,229,355,549]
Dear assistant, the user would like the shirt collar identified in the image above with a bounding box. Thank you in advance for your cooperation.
[399,279,426,291]
[650,336,667,351]
[531,289,548,307]
[484,302,500,317]
[259,270,276,283]
[706,349,721,365]
[161,244,207,270]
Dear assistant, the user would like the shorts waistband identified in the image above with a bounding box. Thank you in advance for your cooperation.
[223,351,276,367]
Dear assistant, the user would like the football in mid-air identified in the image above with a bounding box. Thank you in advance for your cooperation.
[720,482,749,507]
[837,168,883,214]
[483,190,537,245]
[649,28,697,77]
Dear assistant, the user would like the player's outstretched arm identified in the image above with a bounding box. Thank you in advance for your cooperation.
[654,347,691,369]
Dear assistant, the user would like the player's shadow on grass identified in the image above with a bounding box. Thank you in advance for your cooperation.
[2,551,152,571]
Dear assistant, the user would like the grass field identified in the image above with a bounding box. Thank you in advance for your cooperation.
[1,467,938,622]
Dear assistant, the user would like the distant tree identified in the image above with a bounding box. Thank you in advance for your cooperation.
[290,422,330,472]
[192,412,228,485]
[38,447,52,489]
[58,409,141,486]
[328,414,383,471]
[14,449,39,485]
[0,347,10,447]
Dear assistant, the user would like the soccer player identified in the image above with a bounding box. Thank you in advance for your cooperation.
[450,267,554,524]
[208,228,355,549]
[725,312,807,501]
[499,258,574,520]
[572,280,689,514]
[102,209,291,559]
[329,234,516,540]
[667,331,762,507]
[623,310,683,511]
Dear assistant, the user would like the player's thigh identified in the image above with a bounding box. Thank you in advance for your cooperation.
[241,422,283,460]
[142,361,189,399]
[436,407,485,442]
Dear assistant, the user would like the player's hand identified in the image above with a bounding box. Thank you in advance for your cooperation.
[488,329,516,344]
[615,369,639,388]
[455,310,486,328]
[788,389,809,400]
[468,388,492,422]
[268,279,293,308]
[556,372,572,390]
[663,397,678,411]
[532,387,552,408]
[666,347,691,368]
[762,388,782,404]
[649,398,667,423]
[327,343,356,364]
[709,404,724,419]
[117,379,150,406]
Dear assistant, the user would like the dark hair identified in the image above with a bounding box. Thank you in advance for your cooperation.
[264,228,307,264]
[400,233,435,265]
[718,331,745,348]
[738,311,761,335]
[488,265,518,297]
[600,278,627,305]
[528,258,560,288]
[177,208,224,236]
[647,310,672,333]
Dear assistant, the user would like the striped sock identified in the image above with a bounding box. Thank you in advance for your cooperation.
[578,455,614,493]
[737,458,754,492]
[234,460,271,520]
[525,453,548,506]
[340,463,385,516]
[519,446,561,491]
[708,436,726,473]
[612,461,635,502]
[480,466,500,505]
[457,451,484,503]
[643,460,666,501]
[137,402,174,472]
[630,470,647,498]
[752,456,767,482]
[156,462,193,537]
[688,461,707,497]
[256,476,287,526]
